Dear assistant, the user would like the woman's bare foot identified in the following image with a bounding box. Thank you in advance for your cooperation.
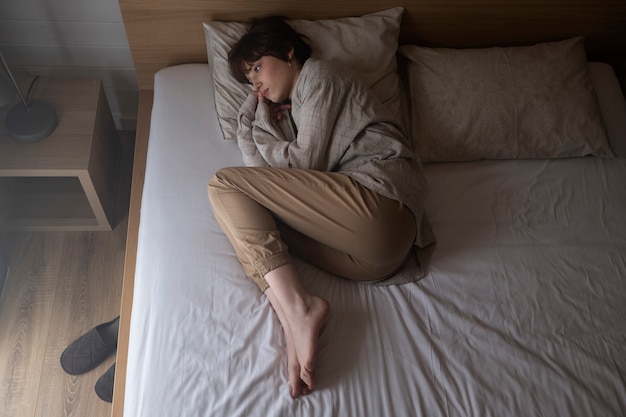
[264,265,330,394]
[286,294,329,390]
[285,318,315,396]
[266,289,310,396]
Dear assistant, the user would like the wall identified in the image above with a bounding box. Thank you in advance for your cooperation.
[0,0,138,131]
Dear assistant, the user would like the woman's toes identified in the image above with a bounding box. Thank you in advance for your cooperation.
[288,364,301,396]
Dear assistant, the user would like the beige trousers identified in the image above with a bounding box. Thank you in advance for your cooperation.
[208,167,416,292]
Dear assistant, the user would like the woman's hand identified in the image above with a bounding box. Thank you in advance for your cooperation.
[253,89,291,122]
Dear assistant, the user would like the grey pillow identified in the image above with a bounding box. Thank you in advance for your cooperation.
[399,37,614,162]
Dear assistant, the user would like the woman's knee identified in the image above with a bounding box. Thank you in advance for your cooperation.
[209,167,236,187]
[359,209,416,264]
[208,167,247,198]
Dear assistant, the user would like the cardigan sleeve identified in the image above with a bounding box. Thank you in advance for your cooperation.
[236,94,298,168]
[236,94,269,167]
[249,74,352,171]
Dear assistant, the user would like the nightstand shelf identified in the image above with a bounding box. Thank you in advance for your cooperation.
[0,77,120,231]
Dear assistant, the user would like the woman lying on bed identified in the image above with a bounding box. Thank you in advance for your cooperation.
[208,16,431,397]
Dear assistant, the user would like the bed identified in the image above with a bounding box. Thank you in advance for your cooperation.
[113,1,626,416]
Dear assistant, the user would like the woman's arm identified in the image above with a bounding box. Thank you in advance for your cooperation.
[237,94,270,167]
[252,78,350,171]
[237,93,298,168]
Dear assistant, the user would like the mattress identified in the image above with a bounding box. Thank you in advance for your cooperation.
[124,63,626,417]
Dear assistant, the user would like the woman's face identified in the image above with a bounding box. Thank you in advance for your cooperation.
[246,52,299,103]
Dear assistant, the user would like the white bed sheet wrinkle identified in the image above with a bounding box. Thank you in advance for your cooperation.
[426,158,626,248]
[125,63,626,417]
[408,218,626,415]
[420,286,623,416]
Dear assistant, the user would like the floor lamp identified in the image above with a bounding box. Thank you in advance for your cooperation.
[0,52,57,143]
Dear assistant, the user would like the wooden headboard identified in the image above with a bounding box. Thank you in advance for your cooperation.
[113,1,625,416]
[119,0,626,91]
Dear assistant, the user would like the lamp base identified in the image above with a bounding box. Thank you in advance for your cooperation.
[5,100,58,143]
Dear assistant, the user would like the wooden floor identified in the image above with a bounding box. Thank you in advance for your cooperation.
[0,133,134,417]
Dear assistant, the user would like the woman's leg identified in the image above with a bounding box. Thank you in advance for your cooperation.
[208,168,329,395]
[264,273,329,396]
[264,288,304,396]
[264,264,329,394]
[208,166,416,286]
[208,166,414,395]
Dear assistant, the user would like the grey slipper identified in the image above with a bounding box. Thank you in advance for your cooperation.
[95,363,115,403]
[60,316,119,375]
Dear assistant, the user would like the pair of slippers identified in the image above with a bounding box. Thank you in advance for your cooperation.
[60,316,119,402]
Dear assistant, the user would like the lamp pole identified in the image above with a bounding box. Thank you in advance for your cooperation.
[0,52,30,110]
[0,51,58,143]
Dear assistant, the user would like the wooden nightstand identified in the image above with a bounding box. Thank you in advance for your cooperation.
[0,77,120,231]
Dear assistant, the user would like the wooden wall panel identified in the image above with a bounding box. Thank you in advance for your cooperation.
[118,0,626,90]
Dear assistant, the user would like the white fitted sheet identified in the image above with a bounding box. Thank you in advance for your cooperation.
[125,63,626,417]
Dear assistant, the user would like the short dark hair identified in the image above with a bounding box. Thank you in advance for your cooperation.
[228,16,312,84]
